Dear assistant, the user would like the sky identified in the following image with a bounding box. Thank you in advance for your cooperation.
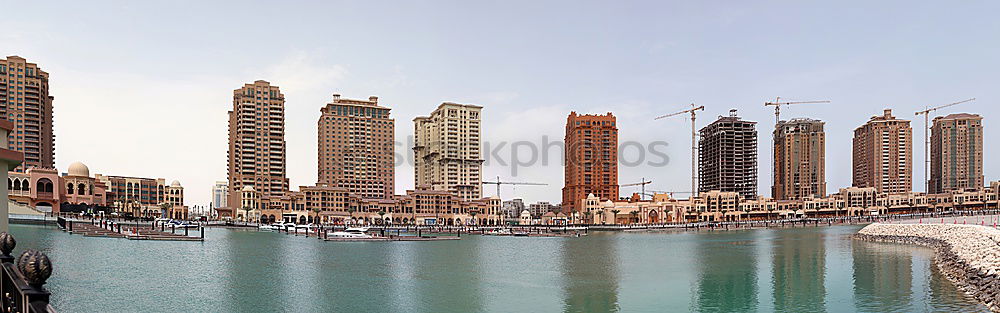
[2,0,999,206]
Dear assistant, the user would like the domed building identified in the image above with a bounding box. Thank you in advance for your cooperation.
[7,160,186,218]
[8,161,108,214]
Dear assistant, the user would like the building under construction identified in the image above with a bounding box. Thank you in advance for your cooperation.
[772,118,826,200]
[930,113,983,193]
[698,109,758,199]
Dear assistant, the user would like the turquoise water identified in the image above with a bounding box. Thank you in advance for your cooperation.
[8,224,987,313]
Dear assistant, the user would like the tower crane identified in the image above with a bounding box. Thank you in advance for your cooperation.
[645,190,693,199]
[764,97,831,125]
[620,178,652,200]
[481,176,547,199]
[654,104,705,198]
[915,98,976,193]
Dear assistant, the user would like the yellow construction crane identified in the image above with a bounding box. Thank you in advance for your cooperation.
[915,98,976,193]
[764,97,831,125]
[654,103,705,197]
[620,178,652,200]
[481,176,547,199]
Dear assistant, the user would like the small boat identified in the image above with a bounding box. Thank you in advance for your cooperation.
[258,224,279,231]
[166,220,199,228]
[486,228,512,235]
[328,227,377,239]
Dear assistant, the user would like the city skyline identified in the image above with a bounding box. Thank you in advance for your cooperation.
[3,1,999,206]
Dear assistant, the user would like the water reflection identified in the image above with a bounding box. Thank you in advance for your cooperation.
[851,241,914,312]
[412,240,485,313]
[222,230,287,312]
[561,234,620,313]
[693,231,758,312]
[10,224,993,312]
[771,228,826,312]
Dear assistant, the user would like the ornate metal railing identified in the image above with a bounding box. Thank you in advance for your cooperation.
[0,232,55,313]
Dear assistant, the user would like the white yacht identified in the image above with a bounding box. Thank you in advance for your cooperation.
[327,227,376,239]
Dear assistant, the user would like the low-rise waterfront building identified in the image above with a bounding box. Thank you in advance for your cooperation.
[7,161,185,218]
[252,185,504,226]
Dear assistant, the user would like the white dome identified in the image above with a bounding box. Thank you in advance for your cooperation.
[67,162,90,177]
[170,180,182,187]
[241,185,255,192]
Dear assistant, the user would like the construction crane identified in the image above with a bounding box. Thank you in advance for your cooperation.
[645,190,693,198]
[654,103,705,198]
[764,97,831,125]
[915,98,976,193]
[481,176,547,199]
[620,178,652,200]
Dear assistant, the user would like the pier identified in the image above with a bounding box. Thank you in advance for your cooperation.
[56,217,204,241]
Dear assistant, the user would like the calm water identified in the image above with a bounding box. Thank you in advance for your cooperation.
[8,224,988,313]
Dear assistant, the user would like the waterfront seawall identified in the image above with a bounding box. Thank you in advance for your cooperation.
[855,223,1000,312]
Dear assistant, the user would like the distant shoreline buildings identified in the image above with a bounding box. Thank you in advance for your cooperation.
[2,56,186,218]
[1,54,995,225]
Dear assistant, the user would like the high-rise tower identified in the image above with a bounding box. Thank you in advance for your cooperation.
[562,112,618,213]
[929,113,983,193]
[0,56,55,171]
[226,80,289,216]
[772,118,826,200]
[698,109,758,199]
[413,102,483,201]
[852,109,912,193]
[318,94,394,199]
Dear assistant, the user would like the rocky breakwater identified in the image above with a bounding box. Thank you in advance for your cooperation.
[855,223,1000,312]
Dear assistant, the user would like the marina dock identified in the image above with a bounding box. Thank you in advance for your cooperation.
[57,218,204,241]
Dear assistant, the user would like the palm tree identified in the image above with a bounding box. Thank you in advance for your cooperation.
[347,207,357,225]
[241,206,253,225]
[611,209,621,225]
[582,211,592,225]
[596,210,605,224]
[312,207,322,225]
[377,210,387,225]
[629,211,639,224]
[469,211,478,225]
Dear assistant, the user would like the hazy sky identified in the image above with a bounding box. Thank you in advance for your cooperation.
[3,0,998,206]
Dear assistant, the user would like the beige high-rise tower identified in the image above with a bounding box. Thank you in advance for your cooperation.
[413,102,483,201]
[852,109,912,193]
[772,118,826,200]
[929,113,983,193]
[317,94,394,199]
[1,56,55,171]
[226,80,289,216]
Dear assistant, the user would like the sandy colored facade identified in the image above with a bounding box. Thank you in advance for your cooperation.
[226,80,289,218]
[413,102,483,201]
[852,109,912,193]
[249,185,503,226]
[96,173,186,219]
[772,118,826,200]
[699,110,758,199]
[562,112,619,213]
[5,161,186,218]
[930,113,984,193]
[317,94,394,199]
[0,56,55,172]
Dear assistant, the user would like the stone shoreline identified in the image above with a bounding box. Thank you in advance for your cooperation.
[855,223,1000,312]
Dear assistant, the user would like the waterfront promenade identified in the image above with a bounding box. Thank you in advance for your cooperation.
[856,223,1000,312]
